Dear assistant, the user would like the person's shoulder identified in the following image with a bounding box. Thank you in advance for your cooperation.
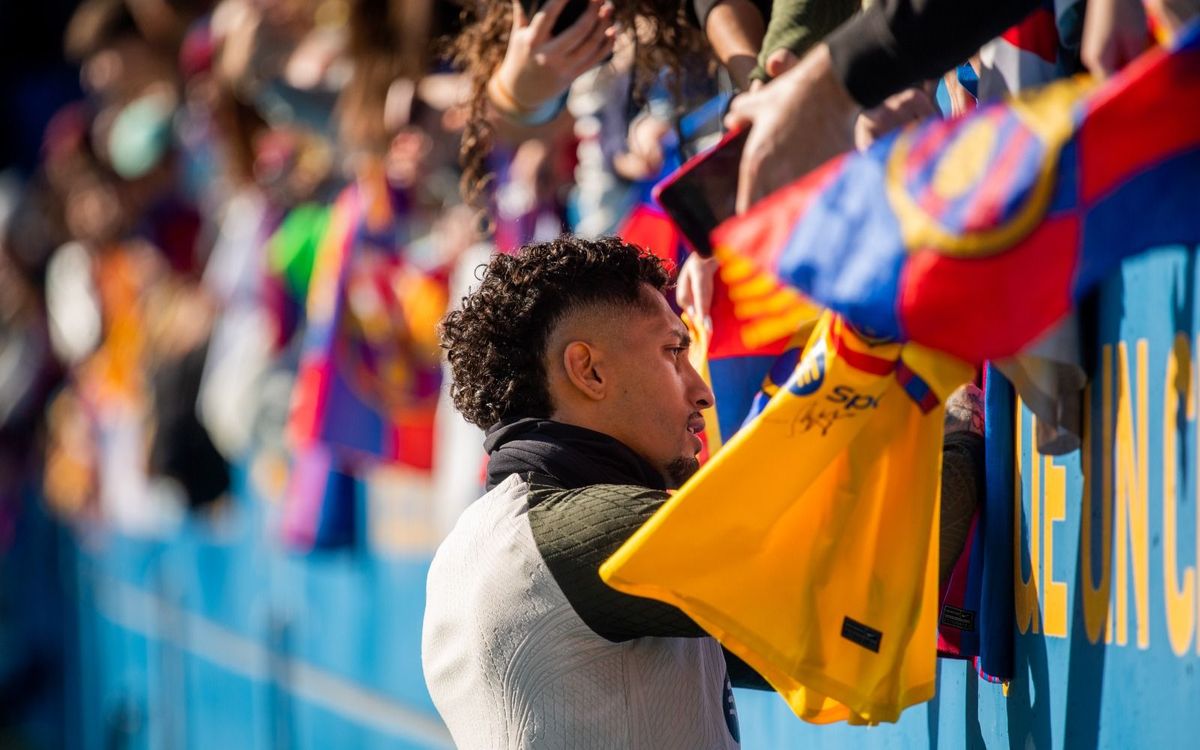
[529,481,670,510]
[527,482,671,555]
[435,474,533,552]
[475,472,534,513]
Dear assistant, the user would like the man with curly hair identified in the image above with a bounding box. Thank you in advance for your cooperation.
[422,235,753,748]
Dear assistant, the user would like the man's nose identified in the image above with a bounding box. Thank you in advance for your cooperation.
[688,362,715,409]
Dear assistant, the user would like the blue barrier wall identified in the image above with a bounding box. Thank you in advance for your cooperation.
[54,243,1200,748]
[64,480,451,750]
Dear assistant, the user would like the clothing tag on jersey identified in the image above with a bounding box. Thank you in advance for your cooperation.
[841,616,883,653]
[939,604,977,632]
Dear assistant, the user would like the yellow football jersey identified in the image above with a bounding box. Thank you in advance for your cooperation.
[601,312,972,723]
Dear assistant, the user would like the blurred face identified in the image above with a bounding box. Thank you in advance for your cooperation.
[597,286,714,487]
[82,38,174,104]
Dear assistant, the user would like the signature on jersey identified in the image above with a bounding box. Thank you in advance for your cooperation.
[764,385,882,437]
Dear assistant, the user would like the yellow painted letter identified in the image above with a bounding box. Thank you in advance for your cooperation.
[1042,453,1068,638]
[1014,401,1041,634]
[1163,333,1195,656]
[1114,340,1151,649]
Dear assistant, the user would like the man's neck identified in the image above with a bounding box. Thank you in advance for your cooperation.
[484,418,669,492]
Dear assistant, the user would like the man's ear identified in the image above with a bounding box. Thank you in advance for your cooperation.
[561,340,606,401]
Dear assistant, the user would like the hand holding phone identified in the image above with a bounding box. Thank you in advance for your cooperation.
[492,0,617,118]
[653,127,749,257]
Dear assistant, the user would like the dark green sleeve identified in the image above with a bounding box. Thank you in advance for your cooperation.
[528,483,773,689]
[752,0,860,81]
[528,484,706,641]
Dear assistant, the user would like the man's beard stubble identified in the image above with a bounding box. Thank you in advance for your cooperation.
[665,456,701,489]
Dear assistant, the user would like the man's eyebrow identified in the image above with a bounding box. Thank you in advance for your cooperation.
[669,327,691,348]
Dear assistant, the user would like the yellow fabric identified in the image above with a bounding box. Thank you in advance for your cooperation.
[684,313,723,457]
[600,311,973,723]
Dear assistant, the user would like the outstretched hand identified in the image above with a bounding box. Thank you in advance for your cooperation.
[853,86,939,150]
[490,0,617,116]
[725,44,859,213]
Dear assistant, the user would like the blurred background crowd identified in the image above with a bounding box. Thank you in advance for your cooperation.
[0,0,827,566]
[2,0,1195,745]
[0,3,771,739]
[0,0,461,540]
[0,0,775,550]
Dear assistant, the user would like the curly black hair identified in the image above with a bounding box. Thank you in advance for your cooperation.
[441,235,670,429]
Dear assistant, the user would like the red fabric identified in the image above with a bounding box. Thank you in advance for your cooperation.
[1001,8,1058,63]
[712,156,844,277]
[898,216,1079,362]
[937,511,981,658]
[832,320,898,375]
[617,204,681,270]
[1078,42,1200,204]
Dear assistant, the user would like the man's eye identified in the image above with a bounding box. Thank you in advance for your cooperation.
[669,347,688,357]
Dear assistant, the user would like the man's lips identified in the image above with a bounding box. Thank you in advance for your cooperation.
[687,413,706,436]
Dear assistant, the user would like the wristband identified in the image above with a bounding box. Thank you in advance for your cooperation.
[488,75,567,126]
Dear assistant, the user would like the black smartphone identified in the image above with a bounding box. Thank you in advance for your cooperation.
[519,0,592,36]
[652,127,748,258]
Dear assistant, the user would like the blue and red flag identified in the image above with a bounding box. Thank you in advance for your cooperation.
[288,180,445,471]
[283,170,447,549]
[704,257,820,441]
[712,21,1200,363]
